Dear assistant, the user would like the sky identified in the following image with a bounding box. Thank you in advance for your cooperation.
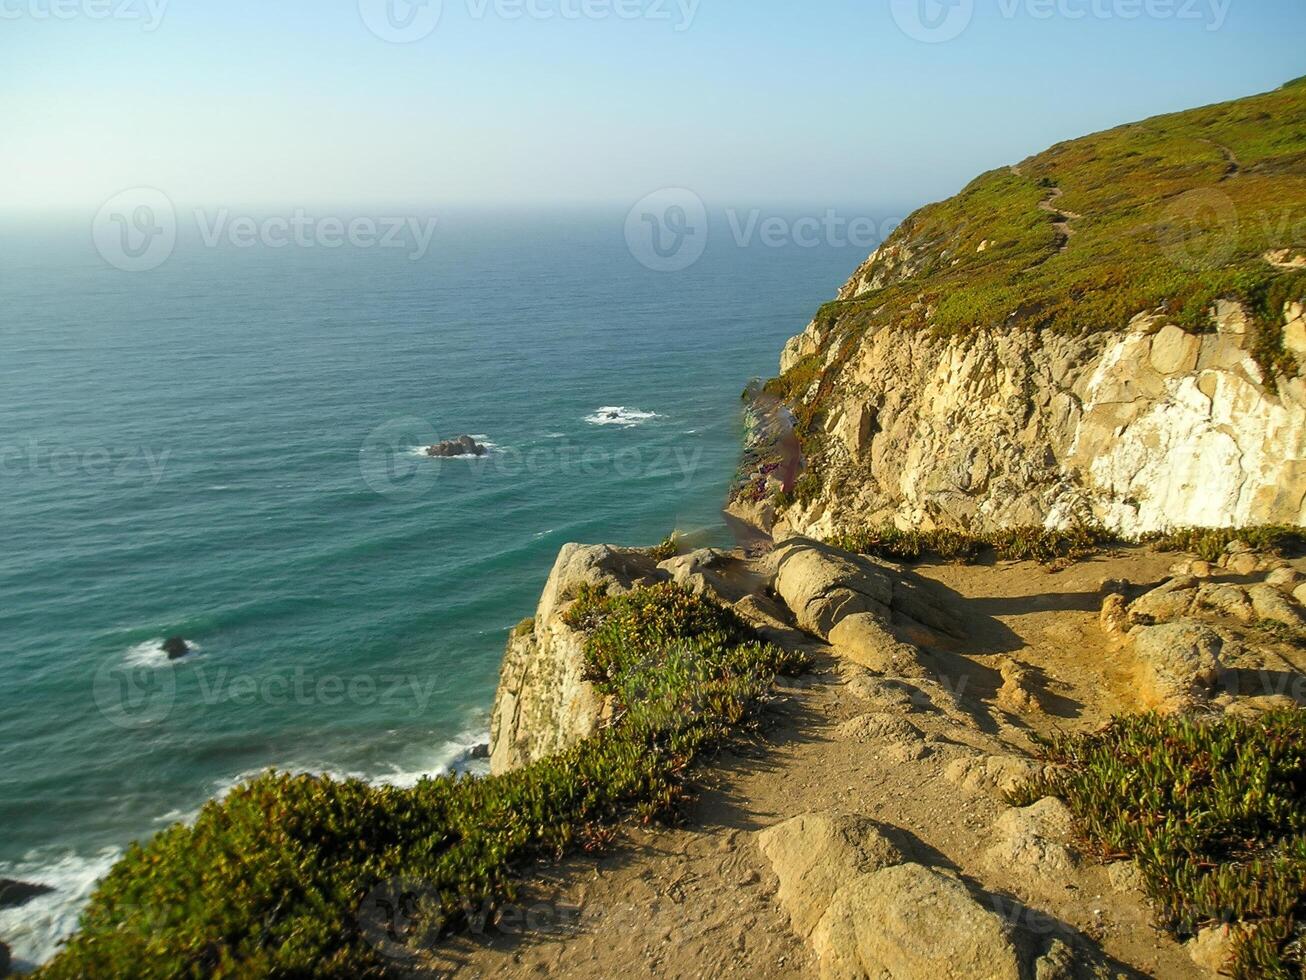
[2,0,1304,214]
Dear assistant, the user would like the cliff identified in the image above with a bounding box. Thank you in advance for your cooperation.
[735,78,1306,540]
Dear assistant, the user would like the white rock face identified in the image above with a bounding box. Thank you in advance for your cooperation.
[773,300,1306,538]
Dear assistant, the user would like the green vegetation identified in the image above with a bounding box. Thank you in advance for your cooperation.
[42,584,808,979]
[1144,525,1306,562]
[1011,710,1306,979]
[767,79,1306,483]
[647,532,682,562]
[512,616,535,638]
[829,522,1115,565]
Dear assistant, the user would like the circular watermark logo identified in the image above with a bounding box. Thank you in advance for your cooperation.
[1157,188,1239,271]
[359,0,443,42]
[624,188,708,273]
[889,0,974,43]
[92,187,177,272]
[92,652,177,729]
[359,417,441,498]
[356,877,440,963]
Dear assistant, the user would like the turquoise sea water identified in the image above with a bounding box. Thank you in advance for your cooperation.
[0,208,878,964]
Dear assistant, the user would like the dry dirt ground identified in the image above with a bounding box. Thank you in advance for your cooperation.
[407,546,1304,980]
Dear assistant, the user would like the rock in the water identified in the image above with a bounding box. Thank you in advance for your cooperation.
[0,939,10,978]
[757,813,903,939]
[468,743,490,760]
[812,863,1025,980]
[161,636,190,660]
[0,878,54,910]
[425,435,487,458]
[1129,622,1224,713]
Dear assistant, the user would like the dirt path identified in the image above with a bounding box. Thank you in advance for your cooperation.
[1009,164,1081,256]
[1038,185,1082,253]
[411,547,1279,980]
[1200,138,1241,180]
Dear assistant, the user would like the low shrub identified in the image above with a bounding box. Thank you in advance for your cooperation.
[1144,525,1306,563]
[43,584,808,978]
[1010,710,1306,979]
[830,523,1114,565]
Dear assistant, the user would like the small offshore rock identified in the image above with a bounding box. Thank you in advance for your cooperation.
[162,636,191,660]
[425,435,487,458]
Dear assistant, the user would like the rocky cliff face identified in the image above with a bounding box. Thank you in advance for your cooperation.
[764,298,1306,539]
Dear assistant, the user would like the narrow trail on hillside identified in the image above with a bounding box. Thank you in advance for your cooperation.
[1009,164,1082,260]
[1037,185,1082,253]
[1200,138,1241,180]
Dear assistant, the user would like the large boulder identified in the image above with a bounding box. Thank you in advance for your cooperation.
[771,538,894,636]
[1129,622,1224,713]
[488,544,666,774]
[1247,583,1306,630]
[828,613,930,677]
[811,863,1025,980]
[757,813,904,939]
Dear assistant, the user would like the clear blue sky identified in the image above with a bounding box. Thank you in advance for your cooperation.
[3,0,1304,213]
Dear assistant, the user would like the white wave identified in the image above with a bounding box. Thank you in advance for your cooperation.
[543,432,567,439]
[0,846,123,968]
[584,406,662,427]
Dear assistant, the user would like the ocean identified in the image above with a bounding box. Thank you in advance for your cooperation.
[0,205,883,965]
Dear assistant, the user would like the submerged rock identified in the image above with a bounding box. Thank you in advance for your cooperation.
[425,435,487,458]
[0,877,54,909]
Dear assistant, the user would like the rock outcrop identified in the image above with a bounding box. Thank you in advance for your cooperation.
[488,543,666,774]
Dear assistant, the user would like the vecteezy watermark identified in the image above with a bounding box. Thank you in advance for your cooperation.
[358,0,444,43]
[0,439,171,486]
[890,0,1232,43]
[359,419,706,497]
[625,190,901,272]
[93,188,177,272]
[1155,189,1306,272]
[94,655,445,729]
[625,188,709,272]
[0,0,169,30]
[889,0,975,43]
[92,188,441,272]
[359,0,699,42]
